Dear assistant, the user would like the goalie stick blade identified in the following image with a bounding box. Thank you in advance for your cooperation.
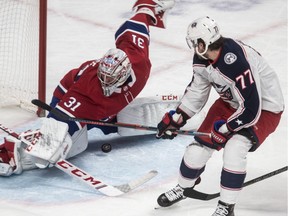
[55,159,157,196]
[54,160,124,196]
[115,170,158,193]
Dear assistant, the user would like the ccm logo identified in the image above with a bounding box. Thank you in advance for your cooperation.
[57,160,106,189]
[161,95,179,101]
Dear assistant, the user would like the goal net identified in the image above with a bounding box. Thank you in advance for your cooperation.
[0,0,46,116]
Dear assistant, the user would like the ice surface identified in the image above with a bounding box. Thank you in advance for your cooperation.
[0,0,287,215]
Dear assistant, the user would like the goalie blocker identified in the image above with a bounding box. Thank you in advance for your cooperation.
[0,118,75,176]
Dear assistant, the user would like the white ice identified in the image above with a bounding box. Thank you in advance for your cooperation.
[0,0,287,216]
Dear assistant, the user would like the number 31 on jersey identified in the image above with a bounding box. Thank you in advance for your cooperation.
[132,34,145,49]
[64,97,81,112]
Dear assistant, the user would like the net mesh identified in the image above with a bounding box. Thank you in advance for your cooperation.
[0,0,40,112]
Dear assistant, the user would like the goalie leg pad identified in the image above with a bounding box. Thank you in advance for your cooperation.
[117,96,179,136]
[117,96,205,136]
[65,126,88,159]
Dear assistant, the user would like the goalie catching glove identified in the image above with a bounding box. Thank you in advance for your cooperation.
[156,109,189,139]
[133,0,175,28]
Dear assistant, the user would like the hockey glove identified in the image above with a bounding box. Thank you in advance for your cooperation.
[133,0,175,28]
[156,110,187,139]
[211,120,232,147]
[0,136,23,176]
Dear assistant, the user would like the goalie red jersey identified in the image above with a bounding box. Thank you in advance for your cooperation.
[50,14,152,133]
[0,0,176,177]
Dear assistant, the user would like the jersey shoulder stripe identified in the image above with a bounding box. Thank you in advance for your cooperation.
[115,20,150,42]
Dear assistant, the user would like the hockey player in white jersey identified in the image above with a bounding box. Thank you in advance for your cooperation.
[155,16,284,216]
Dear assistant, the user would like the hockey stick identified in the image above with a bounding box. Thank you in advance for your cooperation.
[54,160,158,196]
[183,165,288,200]
[31,99,210,137]
[0,123,158,196]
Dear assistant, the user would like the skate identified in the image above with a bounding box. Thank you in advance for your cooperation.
[157,177,201,207]
[157,184,186,207]
[212,200,235,216]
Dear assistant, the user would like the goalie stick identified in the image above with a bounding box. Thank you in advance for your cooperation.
[183,165,288,201]
[31,99,210,137]
[0,123,158,196]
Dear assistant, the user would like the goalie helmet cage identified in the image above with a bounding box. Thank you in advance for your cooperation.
[0,0,47,117]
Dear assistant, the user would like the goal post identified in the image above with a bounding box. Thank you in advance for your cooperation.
[38,0,47,117]
[0,0,47,117]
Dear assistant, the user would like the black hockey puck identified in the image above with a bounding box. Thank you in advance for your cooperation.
[101,143,112,153]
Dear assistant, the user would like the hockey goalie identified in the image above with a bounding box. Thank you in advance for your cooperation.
[0,0,180,176]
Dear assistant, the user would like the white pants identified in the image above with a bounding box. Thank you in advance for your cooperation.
[179,134,253,204]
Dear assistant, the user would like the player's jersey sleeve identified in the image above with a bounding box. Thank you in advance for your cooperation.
[177,56,212,117]
[114,14,151,99]
[52,60,96,100]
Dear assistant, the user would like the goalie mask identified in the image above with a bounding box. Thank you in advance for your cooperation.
[97,48,132,97]
[186,16,221,59]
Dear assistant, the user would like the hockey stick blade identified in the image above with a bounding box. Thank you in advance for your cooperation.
[31,99,210,137]
[183,166,288,200]
[183,188,220,201]
[114,170,158,193]
[56,159,158,196]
